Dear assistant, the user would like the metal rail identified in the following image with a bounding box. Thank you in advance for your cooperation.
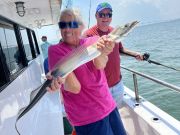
[121,66,180,102]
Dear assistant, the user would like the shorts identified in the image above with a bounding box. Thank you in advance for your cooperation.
[110,80,124,108]
[74,108,126,135]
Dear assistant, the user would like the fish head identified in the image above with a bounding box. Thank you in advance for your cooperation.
[109,21,139,42]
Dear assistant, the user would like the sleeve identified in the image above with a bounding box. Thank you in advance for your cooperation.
[83,30,91,37]
[82,36,99,46]
[48,45,64,71]
[83,27,96,37]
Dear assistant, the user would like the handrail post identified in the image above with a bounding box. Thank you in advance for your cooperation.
[133,73,139,102]
[121,66,180,93]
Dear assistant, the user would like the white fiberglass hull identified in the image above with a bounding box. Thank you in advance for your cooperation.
[120,86,180,135]
[0,57,64,135]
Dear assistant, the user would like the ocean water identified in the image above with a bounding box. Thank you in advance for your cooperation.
[121,19,180,120]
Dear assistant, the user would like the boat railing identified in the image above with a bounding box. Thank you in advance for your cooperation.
[121,66,180,102]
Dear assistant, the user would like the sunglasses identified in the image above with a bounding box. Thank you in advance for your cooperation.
[58,21,79,29]
[98,13,112,18]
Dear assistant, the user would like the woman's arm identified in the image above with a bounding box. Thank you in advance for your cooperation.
[64,72,81,94]
[47,46,81,94]
[93,54,108,69]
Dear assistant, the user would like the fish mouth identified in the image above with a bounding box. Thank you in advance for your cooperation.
[108,21,139,41]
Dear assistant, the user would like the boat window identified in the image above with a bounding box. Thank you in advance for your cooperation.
[19,27,33,61]
[31,31,40,55]
[0,42,10,88]
[30,31,38,56]
[0,17,40,90]
[0,25,23,78]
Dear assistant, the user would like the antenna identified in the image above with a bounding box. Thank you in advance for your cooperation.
[88,0,92,28]
[65,0,73,8]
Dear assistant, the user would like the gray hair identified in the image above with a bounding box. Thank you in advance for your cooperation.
[59,8,85,28]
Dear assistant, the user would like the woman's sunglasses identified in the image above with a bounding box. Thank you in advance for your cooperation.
[98,13,112,18]
[58,21,79,29]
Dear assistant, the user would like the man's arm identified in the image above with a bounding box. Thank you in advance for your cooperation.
[120,46,144,61]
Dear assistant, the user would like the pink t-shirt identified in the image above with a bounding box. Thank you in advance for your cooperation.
[48,36,116,126]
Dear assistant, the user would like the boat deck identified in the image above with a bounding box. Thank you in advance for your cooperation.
[120,86,180,135]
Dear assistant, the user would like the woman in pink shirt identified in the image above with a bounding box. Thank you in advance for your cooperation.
[46,8,126,135]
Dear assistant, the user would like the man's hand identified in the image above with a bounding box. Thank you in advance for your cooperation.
[135,53,144,61]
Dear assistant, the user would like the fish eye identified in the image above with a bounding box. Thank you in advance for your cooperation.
[125,24,128,27]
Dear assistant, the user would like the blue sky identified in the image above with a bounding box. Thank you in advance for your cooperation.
[37,0,180,43]
[68,0,180,26]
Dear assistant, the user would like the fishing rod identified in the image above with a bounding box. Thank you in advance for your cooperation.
[143,53,180,71]
[121,52,180,72]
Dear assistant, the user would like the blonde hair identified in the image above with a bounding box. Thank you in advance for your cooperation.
[59,8,85,29]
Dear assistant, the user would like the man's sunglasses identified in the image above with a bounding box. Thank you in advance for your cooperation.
[98,13,112,18]
[58,21,79,29]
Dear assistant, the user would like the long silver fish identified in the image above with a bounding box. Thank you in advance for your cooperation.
[15,21,139,134]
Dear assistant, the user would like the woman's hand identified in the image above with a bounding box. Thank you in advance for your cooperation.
[46,71,81,94]
[97,35,115,56]
[93,35,115,69]
[46,71,65,92]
